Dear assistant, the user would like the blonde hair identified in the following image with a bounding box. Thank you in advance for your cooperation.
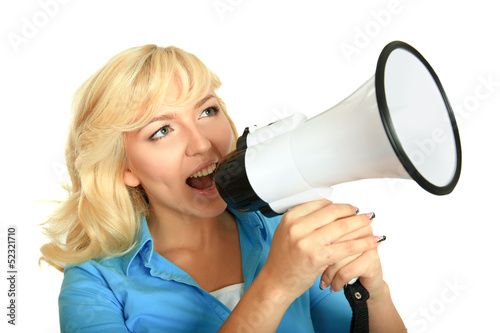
[40,44,238,271]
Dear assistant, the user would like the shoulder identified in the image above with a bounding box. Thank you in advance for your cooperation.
[61,256,125,299]
[59,260,125,323]
[59,258,136,331]
[61,220,152,299]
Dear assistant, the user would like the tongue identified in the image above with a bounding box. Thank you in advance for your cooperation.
[186,175,214,190]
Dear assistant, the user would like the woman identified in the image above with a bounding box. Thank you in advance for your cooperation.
[41,44,406,332]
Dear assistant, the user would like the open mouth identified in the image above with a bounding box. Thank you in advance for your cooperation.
[186,163,217,191]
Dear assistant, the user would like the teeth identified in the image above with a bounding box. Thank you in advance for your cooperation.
[189,163,216,178]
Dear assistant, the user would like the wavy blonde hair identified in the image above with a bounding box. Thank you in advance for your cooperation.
[40,44,238,271]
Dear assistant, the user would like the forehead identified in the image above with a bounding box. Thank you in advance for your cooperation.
[161,74,213,104]
[127,50,218,129]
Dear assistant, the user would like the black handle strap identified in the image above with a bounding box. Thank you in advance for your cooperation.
[343,279,370,333]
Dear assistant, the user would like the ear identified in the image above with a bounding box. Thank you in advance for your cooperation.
[123,168,141,187]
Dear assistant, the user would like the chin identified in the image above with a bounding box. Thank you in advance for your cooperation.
[187,193,228,218]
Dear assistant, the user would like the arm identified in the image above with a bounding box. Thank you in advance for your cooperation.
[367,281,406,333]
[218,266,297,332]
[319,211,406,333]
[310,274,406,333]
[59,266,130,333]
[219,200,379,332]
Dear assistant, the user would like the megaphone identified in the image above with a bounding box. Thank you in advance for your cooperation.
[215,41,461,217]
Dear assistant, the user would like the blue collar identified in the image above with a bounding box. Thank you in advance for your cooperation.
[120,208,268,276]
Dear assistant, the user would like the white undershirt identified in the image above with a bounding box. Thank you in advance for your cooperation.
[209,283,245,311]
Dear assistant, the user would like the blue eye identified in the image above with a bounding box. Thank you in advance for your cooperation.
[150,125,171,140]
[200,106,220,118]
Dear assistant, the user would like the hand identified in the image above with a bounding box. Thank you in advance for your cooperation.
[319,211,385,296]
[260,200,380,302]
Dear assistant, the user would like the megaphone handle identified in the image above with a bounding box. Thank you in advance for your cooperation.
[344,279,370,333]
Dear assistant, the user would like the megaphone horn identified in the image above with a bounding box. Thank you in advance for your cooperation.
[215,41,462,217]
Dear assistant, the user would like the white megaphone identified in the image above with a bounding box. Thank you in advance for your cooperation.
[215,41,462,217]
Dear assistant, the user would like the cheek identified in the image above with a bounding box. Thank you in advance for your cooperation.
[213,117,235,155]
[128,143,180,184]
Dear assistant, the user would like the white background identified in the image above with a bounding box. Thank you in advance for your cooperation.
[1,0,499,332]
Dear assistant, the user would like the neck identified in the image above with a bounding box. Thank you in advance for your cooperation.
[147,206,235,254]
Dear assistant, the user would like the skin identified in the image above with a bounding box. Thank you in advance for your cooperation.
[124,86,406,332]
[124,89,242,292]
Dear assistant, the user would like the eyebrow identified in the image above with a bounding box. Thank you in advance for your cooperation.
[146,94,216,126]
[195,94,216,108]
[147,113,176,125]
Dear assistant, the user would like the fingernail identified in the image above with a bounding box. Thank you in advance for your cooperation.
[354,206,360,214]
[374,235,386,243]
[366,212,376,220]
[330,286,336,293]
[319,280,327,290]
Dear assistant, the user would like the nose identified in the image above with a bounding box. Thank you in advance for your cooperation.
[185,124,211,156]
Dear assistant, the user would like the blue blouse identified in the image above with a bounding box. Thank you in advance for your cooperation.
[59,209,352,332]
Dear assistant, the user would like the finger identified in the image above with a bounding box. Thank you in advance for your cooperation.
[336,224,374,243]
[313,212,375,246]
[283,199,333,220]
[330,249,382,292]
[320,253,361,290]
[315,236,379,269]
[286,200,356,221]
[285,202,358,235]
[319,225,378,290]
